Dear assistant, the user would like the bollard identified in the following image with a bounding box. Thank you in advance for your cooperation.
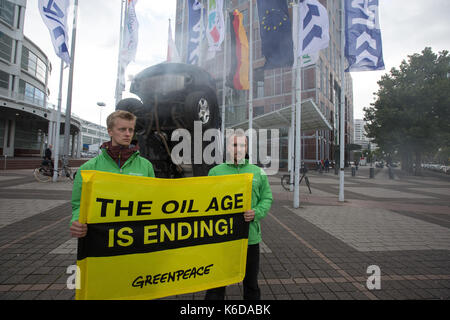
[351,167,356,177]
[369,167,374,178]
[388,167,394,179]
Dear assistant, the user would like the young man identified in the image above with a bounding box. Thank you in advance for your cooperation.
[70,110,155,238]
[205,131,273,300]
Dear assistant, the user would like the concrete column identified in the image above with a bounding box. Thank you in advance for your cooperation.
[47,119,53,146]
[71,133,76,157]
[76,131,81,158]
[2,118,16,157]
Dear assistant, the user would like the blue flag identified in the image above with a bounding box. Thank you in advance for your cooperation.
[345,0,384,71]
[257,0,293,69]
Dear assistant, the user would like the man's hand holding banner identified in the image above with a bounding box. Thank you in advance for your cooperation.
[76,171,252,300]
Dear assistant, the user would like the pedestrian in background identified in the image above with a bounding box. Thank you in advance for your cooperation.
[42,144,53,167]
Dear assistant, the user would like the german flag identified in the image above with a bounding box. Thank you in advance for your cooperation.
[228,10,249,90]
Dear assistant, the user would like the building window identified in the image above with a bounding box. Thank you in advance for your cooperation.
[0,31,13,62]
[319,58,324,93]
[253,68,265,98]
[329,73,333,103]
[274,73,282,95]
[270,103,283,112]
[34,88,44,106]
[0,69,9,89]
[21,47,47,83]
[18,79,45,107]
[253,106,264,117]
[0,0,15,27]
[37,58,47,83]
[241,9,248,26]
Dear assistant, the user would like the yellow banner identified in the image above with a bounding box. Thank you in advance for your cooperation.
[76,171,252,300]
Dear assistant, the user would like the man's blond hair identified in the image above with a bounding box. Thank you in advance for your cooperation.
[106,110,137,130]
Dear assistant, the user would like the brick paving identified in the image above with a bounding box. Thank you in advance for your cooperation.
[0,167,449,300]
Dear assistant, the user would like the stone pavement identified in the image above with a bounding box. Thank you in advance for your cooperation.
[0,167,449,300]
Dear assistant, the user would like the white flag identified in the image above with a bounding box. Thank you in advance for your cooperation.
[38,0,71,65]
[298,0,329,64]
[118,0,139,92]
[167,19,180,62]
[206,0,225,60]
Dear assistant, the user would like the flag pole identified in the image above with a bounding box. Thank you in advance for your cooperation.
[181,0,187,61]
[339,0,345,202]
[294,1,302,208]
[199,1,204,67]
[115,0,127,106]
[52,60,64,182]
[221,3,228,148]
[290,1,298,192]
[167,18,171,61]
[62,0,78,164]
[248,0,254,163]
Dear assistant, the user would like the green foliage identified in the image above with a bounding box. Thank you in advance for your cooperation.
[364,47,450,174]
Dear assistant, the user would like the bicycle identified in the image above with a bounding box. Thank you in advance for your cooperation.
[34,160,74,182]
[281,167,312,194]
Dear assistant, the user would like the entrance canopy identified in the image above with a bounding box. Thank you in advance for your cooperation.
[231,99,332,131]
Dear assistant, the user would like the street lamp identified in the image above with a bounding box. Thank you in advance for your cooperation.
[97,102,106,147]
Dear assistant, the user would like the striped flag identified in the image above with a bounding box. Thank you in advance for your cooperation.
[228,10,249,90]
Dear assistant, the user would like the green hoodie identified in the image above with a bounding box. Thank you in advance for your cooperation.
[70,148,155,224]
[208,160,273,245]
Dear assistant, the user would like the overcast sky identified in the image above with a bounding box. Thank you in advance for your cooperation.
[24,0,450,125]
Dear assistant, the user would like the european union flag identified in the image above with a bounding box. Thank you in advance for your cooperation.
[257,0,294,69]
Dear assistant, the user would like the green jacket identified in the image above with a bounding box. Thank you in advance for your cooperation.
[71,149,155,224]
[208,160,273,245]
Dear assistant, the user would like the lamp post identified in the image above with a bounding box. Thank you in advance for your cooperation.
[97,102,106,150]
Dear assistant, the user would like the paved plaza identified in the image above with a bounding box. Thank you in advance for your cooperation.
[0,166,449,300]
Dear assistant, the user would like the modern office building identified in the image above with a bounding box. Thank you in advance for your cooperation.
[354,118,376,151]
[175,0,354,168]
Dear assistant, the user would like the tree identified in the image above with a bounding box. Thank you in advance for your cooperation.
[364,48,450,175]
